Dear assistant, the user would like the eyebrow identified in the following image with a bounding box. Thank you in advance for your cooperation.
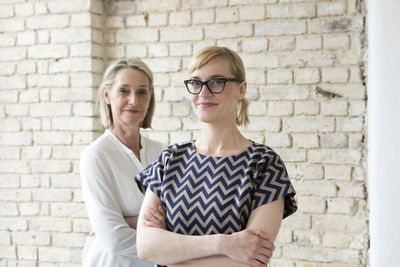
[189,75,227,80]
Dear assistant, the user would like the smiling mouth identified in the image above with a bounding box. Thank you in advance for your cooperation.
[125,110,140,114]
[198,102,216,108]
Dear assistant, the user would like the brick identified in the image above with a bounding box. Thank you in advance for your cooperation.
[170,11,191,25]
[322,231,351,248]
[49,58,92,73]
[148,13,168,26]
[73,219,91,233]
[318,84,365,99]
[193,9,214,24]
[152,117,181,131]
[297,196,326,213]
[294,68,320,84]
[0,18,24,32]
[216,7,239,23]
[106,45,125,58]
[51,203,87,217]
[242,38,268,53]
[327,198,356,214]
[144,58,181,73]
[39,247,71,262]
[51,88,95,102]
[261,85,309,100]
[322,67,349,83]
[160,27,203,42]
[47,0,90,13]
[266,3,315,18]
[71,72,100,87]
[246,117,280,132]
[292,133,319,148]
[281,213,311,229]
[349,133,364,149]
[192,40,217,54]
[0,160,30,174]
[268,101,293,116]
[34,2,47,14]
[248,101,267,116]
[0,47,26,61]
[320,133,348,148]
[52,117,96,131]
[170,131,191,144]
[51,28,92,44]
[21,174,40,187]
[0,91,18,104]
[30,218,71,232]
[0,146,19,161]
[0,5,14,18]
[0,132,32,146]
[255,21,306,36]
[280,51,335,67]
[0,118,21,132]
[126,44,147,58]
[0,62,15,75]
[0,174,19,188]
[21,118,41,131]
[73,102,95,116]
[267,69,292,84]
[5,104,29,116]
[116,28,158,43]
[0,189,30,201]
[148,44,169,57]
[31,160,71,173]
[18,246,37,260]
[53,233,87,247]
[276,148,306,162]
[323,34,350,49]
[308,149,361,164]
[0,33,15,46]
[246,69,266,84]
[27,15,69,29]
[336,117,364,132]
[313,214,367,235]
[283,117,334,132]
[318,1,346,16]
[37,30,50,44]
[19,203,40,216]
[51,174,81,188]
[205,23,252,39]
[170,43,192,56]
[53,146,83,160]
[71,13,92,27]
[154,102,171,117]
[0,246,16,259]
[321,100,348,115]
[28,45,68,59]
[33,132,72,145]
[0,202,18,216]
[296,35,322,50]
[242,53,278,68]
[73,132,97,145]
[265,133,291,148]
[17,61,36,74]
[0,217,27,231]
[182,0,227,9]
[29,103,71,117]
[309,17,363,34]
[239,5,265,21]
[0,76,25,90]
[269,37,295,51]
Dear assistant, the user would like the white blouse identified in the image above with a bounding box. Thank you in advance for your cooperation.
[80,129,165,267]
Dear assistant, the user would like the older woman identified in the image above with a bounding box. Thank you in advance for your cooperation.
[80,58,166,267]
[135,46,297,267]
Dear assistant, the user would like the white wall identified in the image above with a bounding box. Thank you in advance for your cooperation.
[368,0,400,266]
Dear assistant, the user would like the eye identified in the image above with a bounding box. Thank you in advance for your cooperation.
[209,79,224,86]
[138,89,148,95]
[120,87,129,94]
[189,80,201,87]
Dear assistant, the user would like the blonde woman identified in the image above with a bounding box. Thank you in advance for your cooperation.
[80,58,166,267]
[136,47,297,267]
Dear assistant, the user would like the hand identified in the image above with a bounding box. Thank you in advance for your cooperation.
[221,229,274,267]
[124,216,139,229]
[143,205,167,230]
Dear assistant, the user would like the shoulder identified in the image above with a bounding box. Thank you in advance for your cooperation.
[80,132,113,163]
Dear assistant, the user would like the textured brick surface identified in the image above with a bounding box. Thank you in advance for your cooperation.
[0,0,368,266]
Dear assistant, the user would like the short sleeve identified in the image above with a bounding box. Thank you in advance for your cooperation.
[252,151,297,219]
[134,147,171,199]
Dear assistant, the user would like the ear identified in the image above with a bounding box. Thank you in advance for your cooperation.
[103,86,110,105]
[238,81,247,100]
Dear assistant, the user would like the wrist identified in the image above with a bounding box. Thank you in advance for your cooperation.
[215,234,228,256]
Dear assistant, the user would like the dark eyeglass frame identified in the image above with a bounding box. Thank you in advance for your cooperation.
[184,78,243,95]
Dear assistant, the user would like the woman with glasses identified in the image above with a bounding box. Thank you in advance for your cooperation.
[135,46,297,267]
[80,58,166,267]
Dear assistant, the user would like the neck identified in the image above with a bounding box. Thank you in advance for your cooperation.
[111,125,141,158]
[195,121,250,157]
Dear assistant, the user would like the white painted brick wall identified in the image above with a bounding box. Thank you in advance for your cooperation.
[0,0,368,266]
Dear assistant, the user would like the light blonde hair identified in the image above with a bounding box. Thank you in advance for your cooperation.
[188,46,249,126]
[97,58,155,129]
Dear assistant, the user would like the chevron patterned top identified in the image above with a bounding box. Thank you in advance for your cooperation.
[136,140,296,238]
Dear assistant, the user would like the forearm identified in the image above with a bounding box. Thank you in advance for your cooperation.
[168,255,248,267]
[137,225,224,265]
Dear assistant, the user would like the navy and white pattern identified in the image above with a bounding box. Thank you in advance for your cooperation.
[136,140,296,237]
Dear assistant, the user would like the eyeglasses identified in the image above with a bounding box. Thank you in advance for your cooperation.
[184,78,243,95]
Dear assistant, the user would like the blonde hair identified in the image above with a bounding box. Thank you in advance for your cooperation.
[188,46,249,126]
[97,58,155,129]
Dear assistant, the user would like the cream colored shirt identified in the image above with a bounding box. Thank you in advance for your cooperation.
[81,129,165,267]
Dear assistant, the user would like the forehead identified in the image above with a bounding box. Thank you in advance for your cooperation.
[191,58,233,78]
[114,68,149,83]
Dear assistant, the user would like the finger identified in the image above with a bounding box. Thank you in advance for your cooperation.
[261,239,275,251]
[249,259,265,267]
[148,207,165,222]
[158,205,166,216]
[144,212,162,225]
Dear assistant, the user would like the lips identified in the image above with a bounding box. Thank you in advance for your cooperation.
[198,102,217,108]
[125,109,140,114]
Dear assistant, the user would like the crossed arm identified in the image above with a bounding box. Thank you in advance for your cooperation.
[137,188,285,267]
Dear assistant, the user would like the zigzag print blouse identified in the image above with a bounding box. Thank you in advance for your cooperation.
[136,140,297,238]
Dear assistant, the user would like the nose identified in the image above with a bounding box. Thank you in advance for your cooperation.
[198,83,212,96]
[128,92,136,104]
